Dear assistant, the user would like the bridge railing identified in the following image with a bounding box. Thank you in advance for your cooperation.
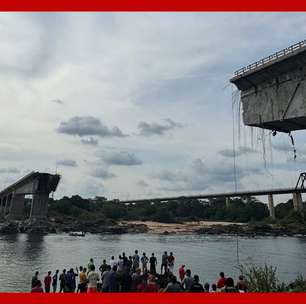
[234,39,306,77]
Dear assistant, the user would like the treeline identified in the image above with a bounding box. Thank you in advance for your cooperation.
[48,195,306,224]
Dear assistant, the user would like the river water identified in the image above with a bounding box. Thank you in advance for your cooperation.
[1,233,306,291]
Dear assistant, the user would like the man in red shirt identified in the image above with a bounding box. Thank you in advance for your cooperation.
[179,265,185,282]
[44,271,52,293]
[216,272,226,289]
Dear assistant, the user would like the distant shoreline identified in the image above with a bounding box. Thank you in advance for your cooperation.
[120,220,243,234]
[1,219,306,236]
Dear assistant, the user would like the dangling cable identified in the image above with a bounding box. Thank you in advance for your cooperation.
[288,132,297,160]
[231,87,238,192]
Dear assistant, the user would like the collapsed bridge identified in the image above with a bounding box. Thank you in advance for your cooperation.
[231,39,306,133]
[0,172,60,221]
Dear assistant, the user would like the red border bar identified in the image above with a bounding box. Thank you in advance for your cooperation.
[0,293,306,304]
[0,0,306,11]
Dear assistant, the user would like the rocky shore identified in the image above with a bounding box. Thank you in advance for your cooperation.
[0,218,305,236]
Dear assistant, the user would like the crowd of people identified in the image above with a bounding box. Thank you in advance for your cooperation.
[31,250,247,293]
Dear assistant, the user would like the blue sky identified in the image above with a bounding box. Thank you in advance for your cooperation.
[1,13,306,203]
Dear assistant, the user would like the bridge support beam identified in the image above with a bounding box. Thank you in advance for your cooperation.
[8,193,25,220]
[3,195,11,216]
[225,197,230,208]
[30,194,49,221]
[293,192,303,213]
[268,194,275,219]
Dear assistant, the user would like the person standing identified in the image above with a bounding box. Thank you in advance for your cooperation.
[132,250,140,271]
[216,272,226,290]
[44,271,52,293]
[78,267,88,293]
[101,265,112,292]
[149,253,157,274]
[109,265,119,292]
[110,256,117,269]
[31,271,39,289]
[182,269,193,291]
[87,258,95,273]
[31,280,44,293]
[190,275,204,292]
[59,269,66,293]
[161,251,168,274]
[167,252,175,273]
[141,252,149,273]
[99,260,108,274]
[87,265,100,293]
[179,265,186,282]
[52,270,59,293]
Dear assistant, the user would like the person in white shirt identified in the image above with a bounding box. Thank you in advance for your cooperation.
[110,256,117,269]
[87,265,100,293]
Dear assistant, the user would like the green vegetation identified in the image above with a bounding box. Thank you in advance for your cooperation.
[48,195,306,225]
[239,264,306,292]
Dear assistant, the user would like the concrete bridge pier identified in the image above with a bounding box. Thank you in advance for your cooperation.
[8,193,25,220]
[225,197,231,208]
[30,193,49,221]
[3,195,12,216]
[268,194,275,219]
[293,192,303,212]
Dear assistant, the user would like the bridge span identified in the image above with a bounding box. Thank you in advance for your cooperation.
[122,183,306,220]
[0,171,60,221]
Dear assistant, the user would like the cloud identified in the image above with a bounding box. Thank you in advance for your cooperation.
[219,146,257,158]
[57,116,126,138]
[0,168,20,174]
[81,137,99,146]
[151,158,263,192]
[137,180,149,187]
[51,99,64,105]
[91,168,116,179]
[56,159,77,167]
[138,118,183,136]
[102,151,142,166]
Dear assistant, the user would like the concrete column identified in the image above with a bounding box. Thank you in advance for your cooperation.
[30,193,49,221]
[293,192,303,212]
[3,195,10,215]
[0,197,3,215]
[268,194,275,219]
[225,197,231,208]
[8,193,25,220]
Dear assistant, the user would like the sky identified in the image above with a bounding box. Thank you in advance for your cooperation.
[1,12,306,203]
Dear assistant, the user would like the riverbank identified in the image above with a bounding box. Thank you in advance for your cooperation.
[1,218,306,236]
[120,220,243,234]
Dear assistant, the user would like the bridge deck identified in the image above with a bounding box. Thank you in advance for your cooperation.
[122,187,306,204]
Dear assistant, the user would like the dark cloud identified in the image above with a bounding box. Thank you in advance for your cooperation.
[91,168,116,179]
[137,180,149,187]
[138,118,183,136]
[219,146,257,158]
[56,159,77,167]
[0,168,20,174]
[51,99,64,105]
[81,137,99,146]
[103,152,142,166]
[57,116,126,138]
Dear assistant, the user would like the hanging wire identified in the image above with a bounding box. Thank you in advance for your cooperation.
[288,132,297,160]
[231,86,238,192]
[236,233,240,266]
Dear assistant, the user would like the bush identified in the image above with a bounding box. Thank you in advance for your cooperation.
[239,264,286,292]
